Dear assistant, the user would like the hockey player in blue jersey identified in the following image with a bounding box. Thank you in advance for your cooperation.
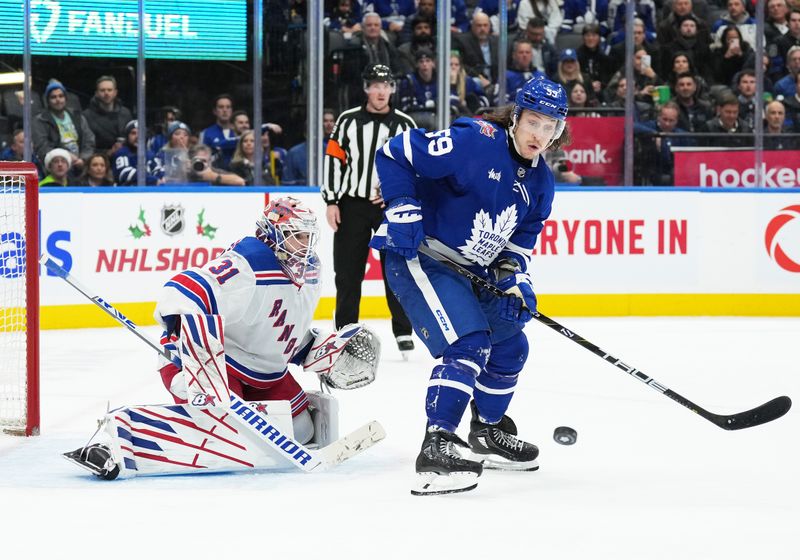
[370,76,570,495]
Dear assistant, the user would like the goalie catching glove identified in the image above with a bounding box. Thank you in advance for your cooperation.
[300,323,381,390]
[492,258,537,326]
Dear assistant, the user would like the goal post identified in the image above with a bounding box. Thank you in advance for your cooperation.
[0,162,39,436]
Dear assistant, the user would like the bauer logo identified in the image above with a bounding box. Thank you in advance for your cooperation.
[765,205,800,273]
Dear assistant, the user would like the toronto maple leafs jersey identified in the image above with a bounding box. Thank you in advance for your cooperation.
[154,237,320,390]
[374,117,555,273]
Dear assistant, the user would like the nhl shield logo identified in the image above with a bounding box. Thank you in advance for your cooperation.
[161,204,185,236]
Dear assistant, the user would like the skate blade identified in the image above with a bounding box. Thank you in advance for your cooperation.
[470,452,540,471]
[400,351,410,361]
[410,471,479,496]
[62,450,104,477]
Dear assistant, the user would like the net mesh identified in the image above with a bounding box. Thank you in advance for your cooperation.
[0,173,28,432]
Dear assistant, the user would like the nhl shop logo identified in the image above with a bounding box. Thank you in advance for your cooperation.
[161,204,185,236]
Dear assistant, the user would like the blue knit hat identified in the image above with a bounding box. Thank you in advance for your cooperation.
[44,80,66,99]
[166,120,191,139]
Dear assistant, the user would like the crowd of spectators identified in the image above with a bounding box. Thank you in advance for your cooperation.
[1,0,799,186]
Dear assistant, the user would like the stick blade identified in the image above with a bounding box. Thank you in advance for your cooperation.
[318,420,386,467]
[715,396,792,430]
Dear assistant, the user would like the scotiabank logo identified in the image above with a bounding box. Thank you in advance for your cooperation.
[765,205,800,272]
[566,145,609,165]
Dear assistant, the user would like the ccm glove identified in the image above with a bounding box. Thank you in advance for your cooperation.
[493,258,537,325]
[384,196,424,259]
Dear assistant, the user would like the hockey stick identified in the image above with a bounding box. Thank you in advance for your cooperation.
[40,254,385,469]
[416,244,792,431]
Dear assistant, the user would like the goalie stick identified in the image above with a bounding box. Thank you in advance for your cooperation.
[40,254,386,470]
[417,244,792,431]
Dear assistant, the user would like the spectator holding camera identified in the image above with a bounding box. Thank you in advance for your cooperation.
[187,144,245,186]
[712,26,754,87]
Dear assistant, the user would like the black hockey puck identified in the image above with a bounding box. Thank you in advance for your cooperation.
[553,426,577,445]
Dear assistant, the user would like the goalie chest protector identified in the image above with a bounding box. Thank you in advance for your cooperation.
[155,236,320,388]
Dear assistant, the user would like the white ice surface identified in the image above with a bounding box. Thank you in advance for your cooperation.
[1,317,798,559]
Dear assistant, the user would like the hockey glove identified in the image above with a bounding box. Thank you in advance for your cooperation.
[493,259,537,325]
[383,196,424,259]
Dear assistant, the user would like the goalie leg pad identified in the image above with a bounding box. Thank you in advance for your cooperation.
[88,400,298,478]
[179,314,231,408]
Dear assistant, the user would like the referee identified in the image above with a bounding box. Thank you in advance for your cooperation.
[323,64,417,357]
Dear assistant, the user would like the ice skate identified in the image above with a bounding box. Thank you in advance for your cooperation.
[411,427,482,496]
[63,444,120,480]
[396,335,414,361]
[468,401,539,471]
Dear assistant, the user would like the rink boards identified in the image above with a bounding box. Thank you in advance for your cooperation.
[29,187,800,328]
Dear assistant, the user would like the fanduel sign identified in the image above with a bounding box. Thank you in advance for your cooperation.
[0,0,246,60]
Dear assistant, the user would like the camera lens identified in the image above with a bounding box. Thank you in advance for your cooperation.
[192,158,207,173]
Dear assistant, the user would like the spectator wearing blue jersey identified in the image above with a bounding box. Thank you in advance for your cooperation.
[370,77,571,495]
[609,0,656,44]
[199,94,238,170]
[399,49,438,120]
[112,120,163,186]
[475,0,518,33]
[781,72,800,129]
[371,0,416,34]
[561,0,609,35]
[499,39,546,104]
[147,105,180,154]
[774,46,800,98]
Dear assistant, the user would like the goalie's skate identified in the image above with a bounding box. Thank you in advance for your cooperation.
[411,427,482,496]
[467,401,539,471]
[63,444,120,480]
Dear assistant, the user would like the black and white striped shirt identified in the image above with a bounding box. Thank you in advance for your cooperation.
[322,104,416,203]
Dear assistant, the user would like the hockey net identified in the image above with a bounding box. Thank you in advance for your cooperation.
[0,162,39,436]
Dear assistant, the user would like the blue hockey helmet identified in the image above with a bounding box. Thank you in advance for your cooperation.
[513,76,568,140]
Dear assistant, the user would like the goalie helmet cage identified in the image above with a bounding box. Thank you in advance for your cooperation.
[0,162,39,436]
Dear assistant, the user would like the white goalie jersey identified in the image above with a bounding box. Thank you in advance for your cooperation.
[154,236,321,390]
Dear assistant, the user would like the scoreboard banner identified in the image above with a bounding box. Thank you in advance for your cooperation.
[0,0,247,60]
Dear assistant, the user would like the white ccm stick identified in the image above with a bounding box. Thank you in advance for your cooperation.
[40,254,386,471]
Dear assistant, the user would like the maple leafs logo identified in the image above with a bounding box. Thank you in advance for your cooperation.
[457,205,518,266]
[196,208,218,240]
[128,207,152,239]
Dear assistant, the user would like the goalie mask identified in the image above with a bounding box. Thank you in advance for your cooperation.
[256,197,320,283]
